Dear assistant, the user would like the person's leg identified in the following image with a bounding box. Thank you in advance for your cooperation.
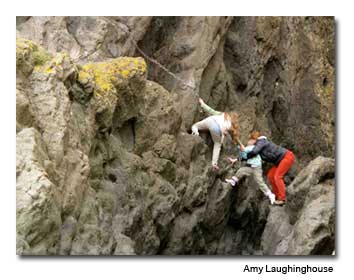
[191,118,210,135]
[192,117,221,166]
[192,117,222,168]
[254,167,276,204]
[274,151,295,201]
[235,166,254,180]
[209,121,222,167]
[225,167,253,186]
[191,116,218,135]
[253,167,271,195]
[267,166,278,198]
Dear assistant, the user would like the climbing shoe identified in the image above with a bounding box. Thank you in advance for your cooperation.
[225,176,238,186]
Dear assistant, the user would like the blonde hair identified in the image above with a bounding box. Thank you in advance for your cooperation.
[225,112,239,144]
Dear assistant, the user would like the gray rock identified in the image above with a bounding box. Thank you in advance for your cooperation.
[261,157,335,255]
[16,128,62,255]
[16,17,335,255]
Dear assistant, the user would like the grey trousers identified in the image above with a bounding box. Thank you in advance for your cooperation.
[192,116,222,166]
[235,166,271,195]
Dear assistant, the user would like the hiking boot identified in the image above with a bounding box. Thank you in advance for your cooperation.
[274,200,286,206]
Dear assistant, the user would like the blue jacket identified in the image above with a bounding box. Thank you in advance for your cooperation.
[240,145,262,167]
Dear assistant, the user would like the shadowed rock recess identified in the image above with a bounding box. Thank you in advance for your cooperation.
[16,16,335,255]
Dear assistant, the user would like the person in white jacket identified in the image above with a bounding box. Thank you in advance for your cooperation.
[191,98,239,171]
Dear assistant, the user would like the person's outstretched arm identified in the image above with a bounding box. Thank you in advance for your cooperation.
[199,98,222,116]
[240,146,253,160]
[246,141,266,159]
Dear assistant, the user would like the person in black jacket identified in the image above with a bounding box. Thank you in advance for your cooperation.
[242,131,295,206]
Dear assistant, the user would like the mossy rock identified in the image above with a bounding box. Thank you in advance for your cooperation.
[78,57,147,129]
[78,57,147,98]
[16,38,52,76]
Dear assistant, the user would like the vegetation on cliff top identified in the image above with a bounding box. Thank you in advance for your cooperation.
[78,57,147,98]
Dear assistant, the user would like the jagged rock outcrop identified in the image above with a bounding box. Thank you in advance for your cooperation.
[16,38,231,255]
[16,16,335,170]
[16,17,335,255]
[216,156,335,255]
[261,156,335,255]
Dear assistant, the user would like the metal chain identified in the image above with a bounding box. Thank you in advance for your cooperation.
[72,37,197,92]
[131,39,196,91]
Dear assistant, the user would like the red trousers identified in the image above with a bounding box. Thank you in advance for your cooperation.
[267,150,295,201]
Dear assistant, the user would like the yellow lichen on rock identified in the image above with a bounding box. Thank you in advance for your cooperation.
[16,38,36,63]
[77,57,147,128]
[34,52,72,75]
[16,37,75,77]
[78,57,147,98]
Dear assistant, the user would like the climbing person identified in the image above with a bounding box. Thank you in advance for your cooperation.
[243,131,295,206]
[225,138,276,205]
[191,98,239,171]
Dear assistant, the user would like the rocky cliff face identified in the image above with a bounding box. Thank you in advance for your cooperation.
[16,17,335,255]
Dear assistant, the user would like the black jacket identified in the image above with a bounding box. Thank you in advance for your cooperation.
[246,137,287,165]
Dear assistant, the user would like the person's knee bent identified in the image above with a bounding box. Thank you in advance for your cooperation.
[236,167,251,179]
[191,124,199,134]
[274,173,284,183]
[235,169,244,178]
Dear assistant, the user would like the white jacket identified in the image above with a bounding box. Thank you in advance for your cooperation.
[211,113,231,142]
